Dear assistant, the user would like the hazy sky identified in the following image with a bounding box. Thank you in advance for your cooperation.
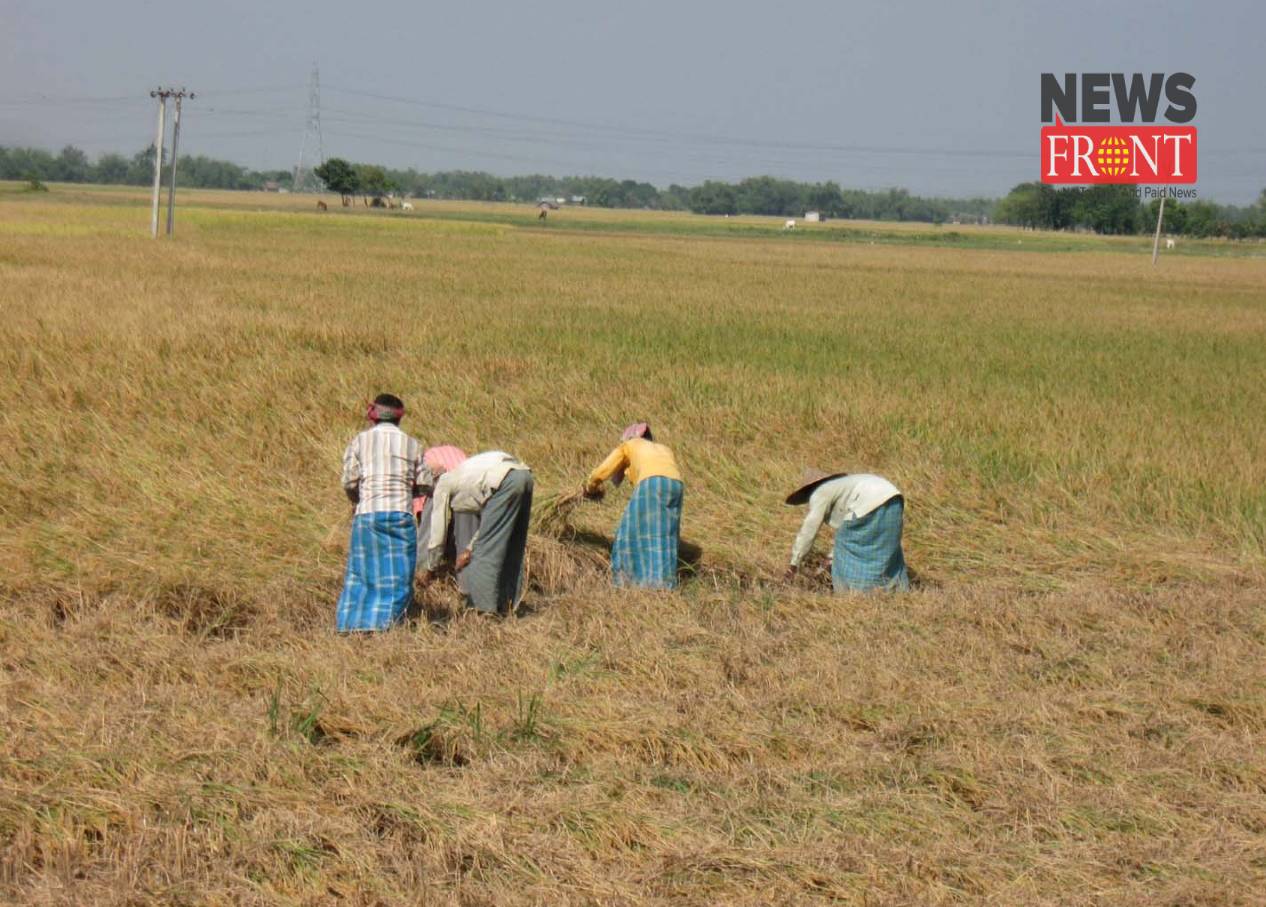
[2,0,1262,201]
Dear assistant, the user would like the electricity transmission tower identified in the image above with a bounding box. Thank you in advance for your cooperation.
[293,65,324,192]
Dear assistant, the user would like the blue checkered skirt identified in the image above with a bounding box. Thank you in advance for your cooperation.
[831,496,910,593]
[337,511,417,631]
[611,476,683,589]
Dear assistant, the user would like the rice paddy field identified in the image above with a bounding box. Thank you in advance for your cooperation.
[1,182,1264,904]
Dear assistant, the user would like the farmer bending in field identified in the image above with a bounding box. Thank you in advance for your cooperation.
[413,446,479,596]
[583,422,684,589]
[337,394,432,632]
[420,450,534,616]
[784,469,909,593]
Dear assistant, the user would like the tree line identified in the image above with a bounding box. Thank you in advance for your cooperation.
[0,144,995,224]
[315,158,995,222]
[0,145,290,192]
[993,182,1266,238]
[5,144,1263,237]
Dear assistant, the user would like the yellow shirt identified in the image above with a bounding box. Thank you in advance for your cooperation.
[587,438,682,490]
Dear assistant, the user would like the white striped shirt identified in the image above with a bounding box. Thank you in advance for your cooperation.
[341,423,432,515]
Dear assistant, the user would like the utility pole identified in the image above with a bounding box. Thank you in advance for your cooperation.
[165,89,193,236]
[1150,193,1167,266]
[149,88,167,238]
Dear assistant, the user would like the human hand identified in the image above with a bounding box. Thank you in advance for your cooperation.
[782,565,799,584]
[455,549,472,571]
[582,483,605,501]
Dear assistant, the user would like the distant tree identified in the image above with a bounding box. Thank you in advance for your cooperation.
[995,183,1045,229]
[24,172,48,192]
[0,147,55,182]
[659,183,691,210]
[53,145,91,182]
[688,181,738,216]
[126,146,160,185]
[1179,200,1222,238]
[94,153,130,184]
[735,176,803,216]
[1147,197,1188,235]
[1072,185,1142,235]
[803,181,844,217]
[355,164,392,202]
[314,158,359,205]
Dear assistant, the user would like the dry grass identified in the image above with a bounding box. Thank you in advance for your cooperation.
[1,184,1264,903]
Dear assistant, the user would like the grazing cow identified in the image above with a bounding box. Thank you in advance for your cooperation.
[316,200,328,211]
[401,201,414,211]
[784,219,796,230]
[1165,238,1176,250]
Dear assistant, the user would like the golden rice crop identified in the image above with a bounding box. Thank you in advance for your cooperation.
[1,183,1264,904]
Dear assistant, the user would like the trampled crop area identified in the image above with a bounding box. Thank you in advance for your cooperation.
[2,185,1264,904]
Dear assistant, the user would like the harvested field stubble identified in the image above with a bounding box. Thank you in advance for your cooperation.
[1,185,1264,903]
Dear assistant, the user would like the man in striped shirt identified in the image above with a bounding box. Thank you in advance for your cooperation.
[336,394,432,631]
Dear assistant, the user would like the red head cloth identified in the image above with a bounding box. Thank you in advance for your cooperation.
[413,445,468,518]
[367,400,405,423]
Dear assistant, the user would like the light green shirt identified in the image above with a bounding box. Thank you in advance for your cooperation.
[426,451,529,569]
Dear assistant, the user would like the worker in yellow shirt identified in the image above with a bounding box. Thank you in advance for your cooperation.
[583,422,684,589]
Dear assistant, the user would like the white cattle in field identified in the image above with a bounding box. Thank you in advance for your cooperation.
[1165,237,1175,249]
[784,219,796,230]
[401,201,414,211]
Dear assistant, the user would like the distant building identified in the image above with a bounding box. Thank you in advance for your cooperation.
[804,210,822,222]
[262,180,282,192]
[570,195,587,205]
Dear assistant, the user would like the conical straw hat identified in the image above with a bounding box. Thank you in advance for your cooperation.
[784,466,847,506]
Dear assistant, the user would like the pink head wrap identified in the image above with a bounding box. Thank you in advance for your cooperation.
[413,445,468,518]
[424,445,468,474]
[613,422,651,487]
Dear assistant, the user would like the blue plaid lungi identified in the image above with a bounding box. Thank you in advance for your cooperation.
[832,495,910,593]
[337,511,417,631]
[611,476,683,590]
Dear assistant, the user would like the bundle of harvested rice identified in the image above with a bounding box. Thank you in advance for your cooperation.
[532,486,588,539]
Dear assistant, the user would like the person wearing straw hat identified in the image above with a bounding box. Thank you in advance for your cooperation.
[337,394,432,632]
[420,450,534,615]
[584,422,684,589]
[784,468,910,593]
[414,446,479,595]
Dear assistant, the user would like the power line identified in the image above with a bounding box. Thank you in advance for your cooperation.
[322,84,1036,160]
